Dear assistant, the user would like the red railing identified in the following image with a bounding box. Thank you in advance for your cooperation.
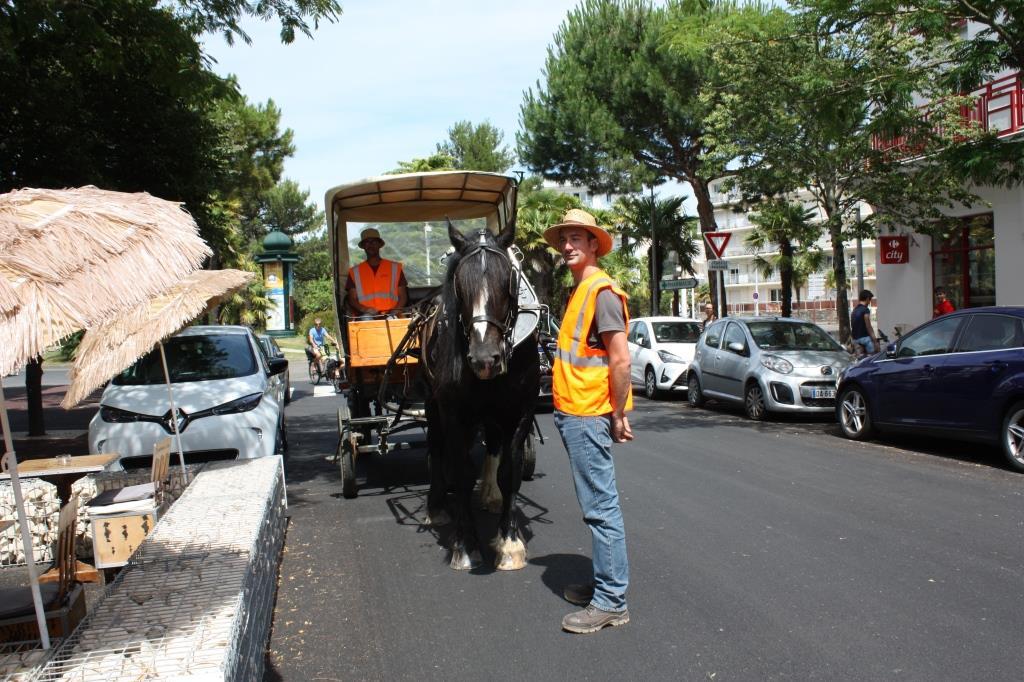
[872,71,1022,153]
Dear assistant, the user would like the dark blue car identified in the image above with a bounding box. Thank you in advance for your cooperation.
[836,306,1024,472]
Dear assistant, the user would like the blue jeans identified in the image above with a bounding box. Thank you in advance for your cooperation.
[854,335,875,354]
[553,410,629,612]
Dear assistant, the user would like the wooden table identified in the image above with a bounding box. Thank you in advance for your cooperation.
[0,453,120,508]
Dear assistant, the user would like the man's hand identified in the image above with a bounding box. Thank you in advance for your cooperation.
[611,413,633,443]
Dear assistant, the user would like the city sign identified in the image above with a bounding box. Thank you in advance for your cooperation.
[704,231,732,259]
[880,235,909,264]
[660,277,699,291]
[707,259,730,271]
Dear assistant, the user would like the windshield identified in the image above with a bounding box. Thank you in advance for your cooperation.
[347,217,489,288]
[747,321,844,352]
[652,321,702,344]
[113,334,257,385]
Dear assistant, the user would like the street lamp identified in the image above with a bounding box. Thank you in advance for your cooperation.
[649,185,657,317]
[424,223,433,285]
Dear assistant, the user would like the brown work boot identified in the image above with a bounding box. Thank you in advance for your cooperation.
[563,583,595,606]
[561,604,630,634]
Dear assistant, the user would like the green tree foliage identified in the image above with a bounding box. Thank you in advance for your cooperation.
[293,277,334,316]
[260,179,324,236]
[389,152,456,175]
[614,194,700,315]
[294,231,332,281]
[437,120,516,173]
[745,200,824,318]
[174,0,342,45]
[685,6,977,341]
[517,0,763,313]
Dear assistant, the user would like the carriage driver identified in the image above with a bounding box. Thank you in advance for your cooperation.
[544,208,634,634]
[346,227,408,318]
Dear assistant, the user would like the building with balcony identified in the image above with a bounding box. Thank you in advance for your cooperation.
[692,181,876,333]
[872,64,1022,336]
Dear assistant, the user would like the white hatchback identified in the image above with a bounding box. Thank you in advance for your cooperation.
[627,317,703,399]
[89,325,289,469]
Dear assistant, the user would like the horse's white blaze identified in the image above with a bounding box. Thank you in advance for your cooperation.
[479,453,502,513]
[472,286,490,344]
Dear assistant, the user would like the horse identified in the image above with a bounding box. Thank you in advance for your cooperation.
[419,217,539,570]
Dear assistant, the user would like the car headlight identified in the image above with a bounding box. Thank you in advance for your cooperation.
[208,392,263,416]
[760,355,793,374]
[657,350,687,363]
[99,405,146,423]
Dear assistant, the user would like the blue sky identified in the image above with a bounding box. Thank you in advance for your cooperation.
[203,0,591,212]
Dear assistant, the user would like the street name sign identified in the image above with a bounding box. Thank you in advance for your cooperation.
[660,277,699,291]
[704,231,732,259]
[707,259,730,271]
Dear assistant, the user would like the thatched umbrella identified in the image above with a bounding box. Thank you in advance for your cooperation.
[0,186,212,377]
[62,269,256,476]
[0,186,210,649]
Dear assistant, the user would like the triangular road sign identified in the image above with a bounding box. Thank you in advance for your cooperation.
[704,231,732,259]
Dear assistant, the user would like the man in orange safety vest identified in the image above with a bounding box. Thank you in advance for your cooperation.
[346,227,408,317]
[544,208,633,635]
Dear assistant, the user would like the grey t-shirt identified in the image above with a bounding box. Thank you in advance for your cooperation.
[585,288,626,350]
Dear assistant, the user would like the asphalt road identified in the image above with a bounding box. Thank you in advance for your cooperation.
[266,374,1024,681]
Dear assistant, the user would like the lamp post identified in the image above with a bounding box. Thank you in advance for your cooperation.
[424,222,432,285]
[649,185,657,317]
[854,206,864,294]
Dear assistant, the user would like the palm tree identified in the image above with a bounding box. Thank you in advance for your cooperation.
[515,187,582,313]
[614,194,700,315]
[746,199,822,318]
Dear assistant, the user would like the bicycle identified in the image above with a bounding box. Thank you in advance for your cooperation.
[306,342,335,385]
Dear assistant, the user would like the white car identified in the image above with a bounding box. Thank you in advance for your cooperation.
[627,317,703,399]
[89,325,289,469]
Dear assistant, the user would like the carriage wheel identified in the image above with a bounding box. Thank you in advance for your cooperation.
[339,431,358,499]
[521,433,537,481]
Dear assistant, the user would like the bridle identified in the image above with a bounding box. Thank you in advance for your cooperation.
[452,229,520,367]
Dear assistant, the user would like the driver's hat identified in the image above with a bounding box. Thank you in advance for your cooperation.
[359,228,385,248]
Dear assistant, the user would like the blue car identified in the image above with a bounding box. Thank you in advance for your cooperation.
[836,307,1024,472]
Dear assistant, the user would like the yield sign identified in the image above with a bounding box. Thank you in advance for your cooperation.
[704,231,732,259]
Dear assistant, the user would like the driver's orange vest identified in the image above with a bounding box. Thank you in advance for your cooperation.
[553,269,633,417]
[349,259,402,312]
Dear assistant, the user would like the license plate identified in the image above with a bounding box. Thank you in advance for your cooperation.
[811,388,836,399]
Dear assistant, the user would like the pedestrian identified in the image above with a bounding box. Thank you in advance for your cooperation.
[933,286,955,318]
[543,208,633,634]
[701,302,717,331]
[850,289,879,356]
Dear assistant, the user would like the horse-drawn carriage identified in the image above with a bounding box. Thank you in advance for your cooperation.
[325,172,544,508]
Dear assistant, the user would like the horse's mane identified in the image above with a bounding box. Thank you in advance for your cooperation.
[430,231,513,390]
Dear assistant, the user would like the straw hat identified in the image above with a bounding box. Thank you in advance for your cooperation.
[358,227,385,248]
[543,208,614,257]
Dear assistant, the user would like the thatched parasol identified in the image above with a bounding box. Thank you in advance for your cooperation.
[0,186,212,377]
[63,269,255,408]
[0,186,211,649]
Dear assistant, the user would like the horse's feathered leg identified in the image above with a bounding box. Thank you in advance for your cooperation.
[448,414,482,570]
[492,412,530,571]
[424,398,450,527]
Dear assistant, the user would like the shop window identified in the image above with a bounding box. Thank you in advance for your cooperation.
[932,213,995,309]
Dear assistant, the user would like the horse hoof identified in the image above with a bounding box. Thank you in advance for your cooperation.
[492,535,527,571]
[450,547,482,571]
[425,509,451,527]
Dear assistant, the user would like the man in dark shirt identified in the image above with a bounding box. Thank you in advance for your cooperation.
[850,289,879,355]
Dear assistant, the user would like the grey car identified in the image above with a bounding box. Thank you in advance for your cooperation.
[687,317,853,420]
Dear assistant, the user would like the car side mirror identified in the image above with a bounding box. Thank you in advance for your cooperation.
[268,357,289,375]
[885,342,897,359]
[727,341,747,355]
[635,335,645,346]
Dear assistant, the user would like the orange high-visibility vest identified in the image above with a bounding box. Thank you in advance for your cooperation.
[553,269,633,416]
[349,259,403,313]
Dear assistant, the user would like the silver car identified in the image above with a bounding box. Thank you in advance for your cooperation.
[687,317,853,420]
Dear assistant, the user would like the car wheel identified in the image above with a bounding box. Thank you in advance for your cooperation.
[687,373,704,408]
[644,367,660,400]
[744,382,768,421]
[1001,401,1024,473]
[274,417,288,456]
[837,385,874,440]
[284,377,291,404]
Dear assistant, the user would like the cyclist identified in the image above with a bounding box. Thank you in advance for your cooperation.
[850,289,879,357]
[307,318,338,376]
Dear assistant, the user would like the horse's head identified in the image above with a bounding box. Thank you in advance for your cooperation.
[447,217,518,380]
